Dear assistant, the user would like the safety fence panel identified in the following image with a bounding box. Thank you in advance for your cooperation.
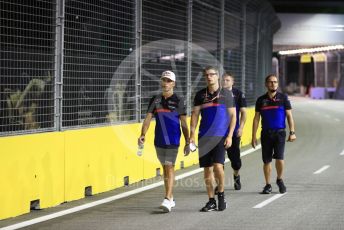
[191,1,221,101]
[62,0,136,127]
[200,0,222,9]
[223,13,243,90]
[257,17,274,96]
[0,0,56,135]
[141,0,188,119]
[225,0,242,18]
[0,0,279,136]
[244,0,260,104]
[245,24,258,105]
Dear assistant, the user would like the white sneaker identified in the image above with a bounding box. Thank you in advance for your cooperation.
[170,198,175,208]
[159,198,172,213]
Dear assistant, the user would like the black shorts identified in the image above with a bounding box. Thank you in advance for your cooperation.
[261,129,286,163]
[198,136,226,168]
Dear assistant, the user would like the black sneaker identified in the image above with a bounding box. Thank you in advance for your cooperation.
[200,199,217,212]
[217,192,227,211]
[214,186,219,195]
[260,184,272,194]
[234,175,241,190]
[276,179,287,193]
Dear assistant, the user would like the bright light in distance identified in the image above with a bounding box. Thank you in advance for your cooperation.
[278,45,344,55]
[160,52,185,61]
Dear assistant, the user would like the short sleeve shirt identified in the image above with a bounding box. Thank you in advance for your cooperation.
[232,87,247,133]
[255,92,292,130]
[193,88,235,138]
[147,93,186,148]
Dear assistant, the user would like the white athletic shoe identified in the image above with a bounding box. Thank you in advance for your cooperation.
[170,198,176,208]
[159,198,172,213]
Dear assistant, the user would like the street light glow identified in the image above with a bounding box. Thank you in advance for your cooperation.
[278,45,344,55]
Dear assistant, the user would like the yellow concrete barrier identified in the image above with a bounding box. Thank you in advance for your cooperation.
[0,107,258,219]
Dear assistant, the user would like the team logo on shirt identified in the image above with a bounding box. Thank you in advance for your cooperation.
[203,92,221,103]
[262,100,269,107]
[154,98,162,104]
[166,100,177,111]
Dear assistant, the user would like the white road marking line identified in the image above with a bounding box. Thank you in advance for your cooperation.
[1,146,262,230]
[313,165,330,174]
[340,150,344,156]
[334,118,341,122]
[241,144,261,157]
[325,114,331,118]
[224,144,261,163]
[253,193,287,209]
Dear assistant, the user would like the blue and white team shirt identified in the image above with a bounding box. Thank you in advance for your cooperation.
[194,88,235,138]
[255,92,292,130]
[147,94,186,148]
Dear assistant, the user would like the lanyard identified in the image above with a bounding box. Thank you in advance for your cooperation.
[204,88,221,103]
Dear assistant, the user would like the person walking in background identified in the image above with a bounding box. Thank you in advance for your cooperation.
[138,70,190,213]
[221,73,247,190]
[190,66,236,212]
[251,74,296,194]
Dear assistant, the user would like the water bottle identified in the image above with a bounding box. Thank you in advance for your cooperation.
[137,143,144,156]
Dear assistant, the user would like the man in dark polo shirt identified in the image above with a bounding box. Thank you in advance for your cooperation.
[190,66,236,212]
[222,72,247,190]
[138,70,190,213]
[252,74,296,194]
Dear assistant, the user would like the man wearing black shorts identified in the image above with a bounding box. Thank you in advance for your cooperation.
[222,73,247,190]
[190,66,236,212]
[252,74,296,194]
[138,70,190,213]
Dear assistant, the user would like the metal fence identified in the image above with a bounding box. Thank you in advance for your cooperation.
[0,0,280,136]
[0,0,56,133]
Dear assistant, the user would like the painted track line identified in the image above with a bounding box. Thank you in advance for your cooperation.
[340,150,344,156]
[253,193,287,209]
[313,165,330,174]
[1,145,261,230]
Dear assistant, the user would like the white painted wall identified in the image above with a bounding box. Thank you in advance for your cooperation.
[274,13,344,46]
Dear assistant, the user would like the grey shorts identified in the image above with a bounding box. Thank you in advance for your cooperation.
[155,146,178,166]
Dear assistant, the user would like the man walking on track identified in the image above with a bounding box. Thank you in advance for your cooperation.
[252,74,296,194]
[138,70,190,213]
[190,66,236,212]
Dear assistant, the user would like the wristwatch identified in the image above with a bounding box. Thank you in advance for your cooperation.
[289,131,295,135]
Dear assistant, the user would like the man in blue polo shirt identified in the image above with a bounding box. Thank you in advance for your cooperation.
[252,74,296,194]
[138,70,190,213]
[190,66,236,212]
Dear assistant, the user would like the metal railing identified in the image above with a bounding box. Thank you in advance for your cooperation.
[0,0,280,136]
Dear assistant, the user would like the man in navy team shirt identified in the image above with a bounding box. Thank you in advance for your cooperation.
[222,73,247,190]
[252,74,296,194]
[138,70,190,213]
[190,66,236,212]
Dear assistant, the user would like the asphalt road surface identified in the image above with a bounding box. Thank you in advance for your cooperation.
[1,97,344,230]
